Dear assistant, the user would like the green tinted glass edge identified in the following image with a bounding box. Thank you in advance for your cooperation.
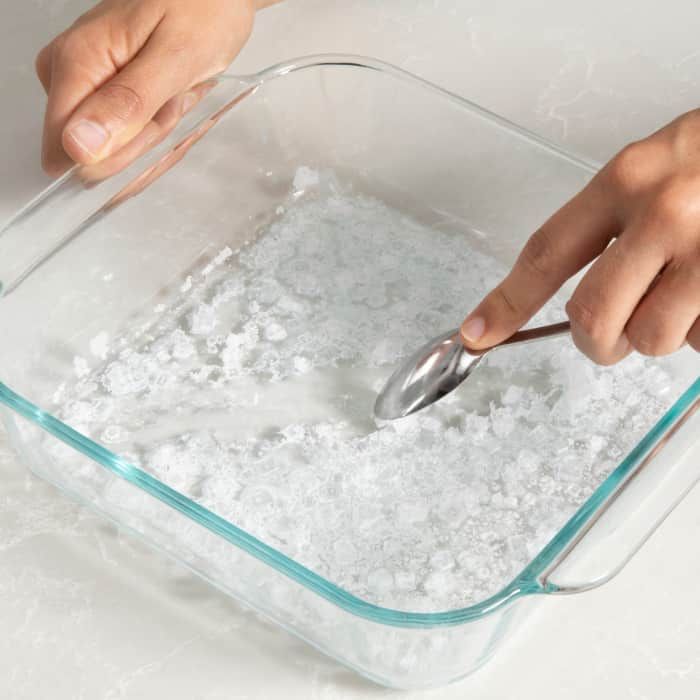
[0,376,697,628]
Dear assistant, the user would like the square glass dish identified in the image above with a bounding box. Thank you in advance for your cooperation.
[0,56,698,689]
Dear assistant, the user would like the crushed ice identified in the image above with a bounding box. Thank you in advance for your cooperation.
[49,172,685,611]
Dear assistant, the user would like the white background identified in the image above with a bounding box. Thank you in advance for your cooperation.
[1,1,699,698]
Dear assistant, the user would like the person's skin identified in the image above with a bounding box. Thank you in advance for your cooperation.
[461,116,700,362]
[37,1,699,365]
[36,0,278,176]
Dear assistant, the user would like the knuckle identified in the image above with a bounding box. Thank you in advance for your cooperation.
[52,30,83,61]
[35,43,51,70]
[50,32,67,54]
[648,177,700,227]
[565,296,602,338]
[668,109,700,150]
[520,227,555,277]
[493,285,523,318]
[649,182,684,223]
[605,142,651,194]
[99,82,146,121]
[161,30,227,77]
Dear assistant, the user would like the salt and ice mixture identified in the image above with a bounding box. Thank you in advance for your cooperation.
[53,173,677,611]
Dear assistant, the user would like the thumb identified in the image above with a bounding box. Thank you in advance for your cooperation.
[459,176,618,350]
[62,28,197,165]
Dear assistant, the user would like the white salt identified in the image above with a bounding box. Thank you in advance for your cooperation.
[89,332,110,360]
[367,568,394,593]
[264,323,287,342]
[189,304,217,335]
[73,356,89,378]
[50,184,688,614]
[292,165,320,193]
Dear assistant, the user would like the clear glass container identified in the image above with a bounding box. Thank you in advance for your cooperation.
[0,56,698,689]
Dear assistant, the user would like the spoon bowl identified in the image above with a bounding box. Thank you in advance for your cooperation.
[374,321,571,420]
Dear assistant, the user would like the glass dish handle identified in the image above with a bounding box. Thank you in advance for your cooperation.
[538,384,700,594]
[0,76,254,297]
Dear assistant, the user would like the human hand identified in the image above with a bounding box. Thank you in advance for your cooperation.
[461,111,700,364]
[36,0,276,176]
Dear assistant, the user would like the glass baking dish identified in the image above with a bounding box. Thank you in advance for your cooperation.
[0,55,698,689]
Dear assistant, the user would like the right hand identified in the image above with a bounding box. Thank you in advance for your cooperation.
[35,0,273,176]
[460,112,700,364]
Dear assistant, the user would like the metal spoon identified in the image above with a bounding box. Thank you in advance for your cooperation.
[374,320,571,420]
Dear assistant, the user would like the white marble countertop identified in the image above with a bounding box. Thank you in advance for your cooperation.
[1,1,699,698]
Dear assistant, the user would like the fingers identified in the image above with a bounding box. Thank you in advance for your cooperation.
[37,0,254,176]
[566,171,700,363]
[77,115,166,185]
[77,81,212,183]
[625,260,700,356]
[61,24,198,167]
[564,223,668,363]
[42,49,104,174]
[39,2,164,175]
[460,173,619,349]
[461,122,700,366]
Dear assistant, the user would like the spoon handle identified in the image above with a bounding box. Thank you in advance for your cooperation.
[466,320,571,356]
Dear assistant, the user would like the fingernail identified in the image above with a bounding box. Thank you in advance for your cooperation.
[461,316,486,343]
[182,91,198,113]
[66,119,108,157]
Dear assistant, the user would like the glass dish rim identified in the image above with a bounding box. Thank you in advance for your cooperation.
[1,54,698,629]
